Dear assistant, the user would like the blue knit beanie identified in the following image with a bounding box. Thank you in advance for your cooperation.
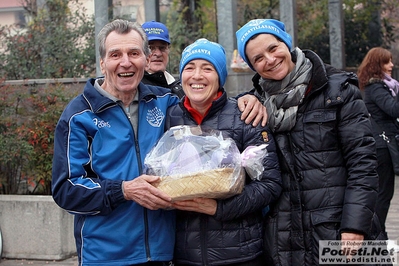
[179,38,228,87]
[236,19,292,71]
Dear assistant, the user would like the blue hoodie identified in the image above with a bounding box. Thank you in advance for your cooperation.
[52,78,179,265]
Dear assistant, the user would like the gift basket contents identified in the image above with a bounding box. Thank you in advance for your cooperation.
[144,125,268,201]
[230,49,252,73]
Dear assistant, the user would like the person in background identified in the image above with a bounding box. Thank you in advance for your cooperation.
[141,20,185,98]
[166,38,282,266]
[51,19,179,266]
[141,20,267,127]
[357,47,399,238]
[236,19,381,265]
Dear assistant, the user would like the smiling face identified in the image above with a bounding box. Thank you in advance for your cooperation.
[100,30,149,99]
[147,40,170,74]
[383,58,394,77]
[181,59,219,115]
[245,34,295,80]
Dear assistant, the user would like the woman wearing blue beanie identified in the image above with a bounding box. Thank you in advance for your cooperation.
[236,19,383,265]
[165,38,282,266]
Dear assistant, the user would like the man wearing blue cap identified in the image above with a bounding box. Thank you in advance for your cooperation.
[141,20,185,98]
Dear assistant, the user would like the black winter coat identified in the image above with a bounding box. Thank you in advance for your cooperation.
[253,50,380,266]
[363,79,399,149]
[142,70,185,99]
[165,89,282,266]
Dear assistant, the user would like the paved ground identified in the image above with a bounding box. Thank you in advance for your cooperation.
[386,176,399,243]
[1,176,399,265]
[0,256,78,265]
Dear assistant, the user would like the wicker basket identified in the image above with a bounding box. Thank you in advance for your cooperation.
[154,168,244,201]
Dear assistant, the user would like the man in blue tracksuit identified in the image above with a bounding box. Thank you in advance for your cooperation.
[51,19,179,266]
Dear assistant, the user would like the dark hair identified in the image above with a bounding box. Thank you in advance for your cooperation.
[357,47,392,90]
[98,19,150,59]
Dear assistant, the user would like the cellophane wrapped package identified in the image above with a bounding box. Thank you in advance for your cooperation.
[241,144,268,181]
[144,125,245,201]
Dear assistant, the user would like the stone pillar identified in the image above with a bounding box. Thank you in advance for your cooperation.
[279,0,297,48]
[328,0,345,69]
[216,0,237,73]
[95,0,109,77]
[37,0,46,8]
[144,0,160,22]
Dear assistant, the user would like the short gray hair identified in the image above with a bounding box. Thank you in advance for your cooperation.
[98,19,150,59]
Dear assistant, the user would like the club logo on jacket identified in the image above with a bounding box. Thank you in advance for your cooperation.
[92,118,111,128]
[147,107,165,127]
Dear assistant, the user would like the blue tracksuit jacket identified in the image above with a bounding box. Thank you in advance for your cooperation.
[51,78,179,265]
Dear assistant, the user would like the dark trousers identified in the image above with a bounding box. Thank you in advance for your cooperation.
[134,262,173,266]
[175,255,265,266]
[376,148,396,233]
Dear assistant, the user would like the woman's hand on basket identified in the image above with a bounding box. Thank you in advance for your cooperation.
[173,198,217,215]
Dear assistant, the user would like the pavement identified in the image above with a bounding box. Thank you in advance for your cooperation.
[1,177,399,266]
[386,175,399,254]
[0,256,78,265]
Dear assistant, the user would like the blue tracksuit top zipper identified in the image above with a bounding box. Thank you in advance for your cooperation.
[119,100,152,261]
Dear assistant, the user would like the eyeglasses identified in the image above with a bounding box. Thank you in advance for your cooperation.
[149,45,169,53]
